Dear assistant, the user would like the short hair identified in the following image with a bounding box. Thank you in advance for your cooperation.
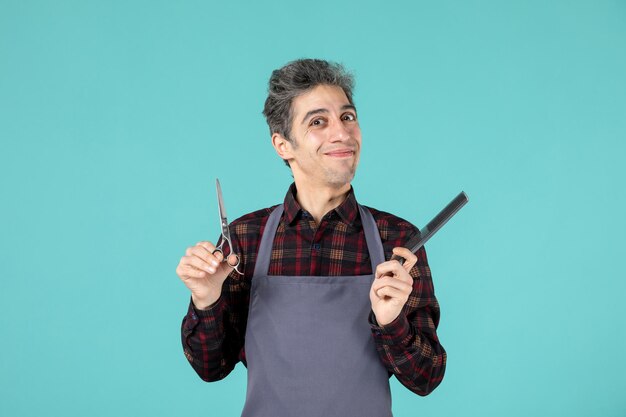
[263,59,355,167]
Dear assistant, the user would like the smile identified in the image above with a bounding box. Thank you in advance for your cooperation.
[324,150,355,158]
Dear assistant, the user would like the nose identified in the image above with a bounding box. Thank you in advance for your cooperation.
[329,117,352,142]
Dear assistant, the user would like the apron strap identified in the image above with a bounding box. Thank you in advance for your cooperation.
[253,203,386,277]
[358,204,386,269]
[253,204,284,277]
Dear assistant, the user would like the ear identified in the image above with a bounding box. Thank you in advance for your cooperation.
[271,133,294,163]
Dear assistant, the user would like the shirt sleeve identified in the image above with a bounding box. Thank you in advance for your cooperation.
[180,291,241,381]
[368,246,447,396]
[180,230,250,382]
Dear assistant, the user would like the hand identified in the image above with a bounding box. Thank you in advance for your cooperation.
[175,241,238,310]
[370,247,418,326]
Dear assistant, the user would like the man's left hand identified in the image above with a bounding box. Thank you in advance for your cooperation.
[370,247,418,326]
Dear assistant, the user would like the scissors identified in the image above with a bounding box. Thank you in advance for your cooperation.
[212,178,243,275]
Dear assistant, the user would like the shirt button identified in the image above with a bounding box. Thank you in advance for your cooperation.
[192,314,197,320]
[312,243,321,251]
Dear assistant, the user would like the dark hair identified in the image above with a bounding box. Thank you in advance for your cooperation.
[263,59,355,167]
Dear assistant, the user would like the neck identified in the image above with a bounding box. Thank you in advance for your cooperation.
[292,178,351,225]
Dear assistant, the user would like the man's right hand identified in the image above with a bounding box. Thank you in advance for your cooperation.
[175,241,237,310]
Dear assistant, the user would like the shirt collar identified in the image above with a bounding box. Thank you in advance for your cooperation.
[282,182,359,227]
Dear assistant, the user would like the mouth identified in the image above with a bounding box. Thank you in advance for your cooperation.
[324,149,356,158]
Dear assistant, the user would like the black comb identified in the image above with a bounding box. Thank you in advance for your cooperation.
[391,191,469,266]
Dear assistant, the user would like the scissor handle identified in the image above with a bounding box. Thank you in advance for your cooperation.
[212,247,243,274]
[226,253,241,269]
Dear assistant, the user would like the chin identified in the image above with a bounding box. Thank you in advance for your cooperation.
[326,170,356,188]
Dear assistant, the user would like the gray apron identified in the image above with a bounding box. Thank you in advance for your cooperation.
[240,204,393,417]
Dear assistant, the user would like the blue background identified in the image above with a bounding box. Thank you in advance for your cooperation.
[1,1,625,416]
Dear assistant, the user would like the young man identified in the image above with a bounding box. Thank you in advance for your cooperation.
[177,59,446,417]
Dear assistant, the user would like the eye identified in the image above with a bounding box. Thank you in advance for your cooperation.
[310,117,326,127]
[342,112,357,122]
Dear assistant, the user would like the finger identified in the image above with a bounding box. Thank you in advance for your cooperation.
[188,243,211,259]
[375,286,406,303]
[194,241,224,262]
[226,254,239,268]
[196,241,217,253]
[375,261,405,279]
[211,249,225,262]
[392,247,418,270]
[189,245,222,265]
[182,255,217,274]
[178,264,208,280]
[371,275,413,294]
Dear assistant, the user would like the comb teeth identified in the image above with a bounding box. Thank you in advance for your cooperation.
[390,191,468,265]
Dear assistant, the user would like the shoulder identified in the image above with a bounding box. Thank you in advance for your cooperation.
[229,204,281,236]
[363,204,430,266]
[362,205,420,243]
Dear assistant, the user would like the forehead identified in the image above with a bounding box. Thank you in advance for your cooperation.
[291,84,351,117]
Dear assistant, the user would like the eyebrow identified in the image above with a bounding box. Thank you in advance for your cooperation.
[300,104,357,125]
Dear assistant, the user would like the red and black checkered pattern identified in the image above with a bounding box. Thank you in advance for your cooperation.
[181,183,446,396]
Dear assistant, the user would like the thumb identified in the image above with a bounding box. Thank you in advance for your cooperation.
[392,247,418,271]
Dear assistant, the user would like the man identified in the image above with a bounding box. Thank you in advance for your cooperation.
[177,59,446,417]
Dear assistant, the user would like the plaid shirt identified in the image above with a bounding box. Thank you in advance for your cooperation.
[181,183,446,396]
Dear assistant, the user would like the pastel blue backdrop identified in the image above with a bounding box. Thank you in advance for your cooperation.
[1,1,625,416]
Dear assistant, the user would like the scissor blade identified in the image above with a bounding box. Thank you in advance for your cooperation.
[216,178,228,222]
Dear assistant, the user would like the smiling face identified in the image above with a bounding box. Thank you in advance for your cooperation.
[275,84,362,189]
